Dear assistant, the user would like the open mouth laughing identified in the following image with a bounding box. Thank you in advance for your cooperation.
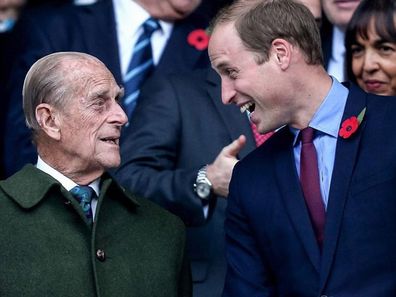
[240,102,255,114]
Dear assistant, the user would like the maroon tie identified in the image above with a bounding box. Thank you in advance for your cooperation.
[250,122,274,146]
[300,127,325,248]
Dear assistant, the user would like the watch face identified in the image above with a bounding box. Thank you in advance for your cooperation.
[196,183,211,199]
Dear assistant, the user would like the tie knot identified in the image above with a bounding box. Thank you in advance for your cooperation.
[142,18,160,36]
[70,185,95,203]
[301,127,315,144]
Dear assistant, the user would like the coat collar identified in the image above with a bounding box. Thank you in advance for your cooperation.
[0,165,139,209]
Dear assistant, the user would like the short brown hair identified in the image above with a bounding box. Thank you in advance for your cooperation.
[210,0,323,65]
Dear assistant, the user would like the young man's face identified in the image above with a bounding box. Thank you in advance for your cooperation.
[209,23,292,134]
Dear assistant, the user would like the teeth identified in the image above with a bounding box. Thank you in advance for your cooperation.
[240,102,254,114]
[102,138,118,144]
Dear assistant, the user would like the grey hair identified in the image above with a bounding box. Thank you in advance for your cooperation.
[23,51,101,132]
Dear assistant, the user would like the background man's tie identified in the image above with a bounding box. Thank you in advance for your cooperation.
[250,122,274,146]
[70,185,95,224]
[300,127,325,249]
[123,18,160,117]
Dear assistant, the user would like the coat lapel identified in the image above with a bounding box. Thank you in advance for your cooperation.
[205,69,256,158]
[319,84,368,289]
[274,128,322,272]
[75,0,122,83]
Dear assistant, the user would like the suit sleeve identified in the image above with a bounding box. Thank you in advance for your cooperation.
[222,161,276,297]
[115,75,208,226]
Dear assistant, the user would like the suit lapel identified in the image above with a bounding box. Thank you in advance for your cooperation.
[205,69,256,158]
[274,128,322,272]
[319,84,368,289]
[76,0,122,83]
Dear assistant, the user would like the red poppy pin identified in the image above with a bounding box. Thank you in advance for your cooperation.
[187,29,210,51]
[338,107,366,139]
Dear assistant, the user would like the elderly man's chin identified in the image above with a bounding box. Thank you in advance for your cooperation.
[96,147,122,169]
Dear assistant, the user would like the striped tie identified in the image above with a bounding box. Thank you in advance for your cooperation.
[123,18,160,118]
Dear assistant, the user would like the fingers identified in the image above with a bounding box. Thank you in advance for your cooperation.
[223,135,246,157]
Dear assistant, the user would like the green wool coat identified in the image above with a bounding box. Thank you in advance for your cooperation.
[0,165,191,297]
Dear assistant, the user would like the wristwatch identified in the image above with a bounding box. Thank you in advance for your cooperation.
[194,165,213,200]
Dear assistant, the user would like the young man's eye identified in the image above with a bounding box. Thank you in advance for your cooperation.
[226,69,237,79]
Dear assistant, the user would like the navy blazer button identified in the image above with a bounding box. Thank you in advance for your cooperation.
[96,249,106,262]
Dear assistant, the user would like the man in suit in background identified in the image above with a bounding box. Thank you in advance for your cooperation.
[0,51,190,296]
[115,67,260,297]
[209,0,396,296]
[321,0,361,81]
[4,0,218,177]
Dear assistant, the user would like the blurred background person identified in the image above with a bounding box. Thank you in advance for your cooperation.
[0,0,26,179]
[345,0,396,96]
[115,67,261,297]
[321,0,361,82]
[3,0,223,177]
[298,0,322,26]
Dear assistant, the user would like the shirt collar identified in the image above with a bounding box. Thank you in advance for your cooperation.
[36,156,100,197]
[290,77,349,145]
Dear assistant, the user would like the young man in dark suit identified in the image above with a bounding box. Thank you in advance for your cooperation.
[209,0,396,296]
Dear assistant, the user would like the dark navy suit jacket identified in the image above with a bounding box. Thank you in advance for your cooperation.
[4,0,212,176]
[223,84,396,297]
[115,68,256,297]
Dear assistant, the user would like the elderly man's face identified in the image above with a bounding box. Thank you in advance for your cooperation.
[209,23,292,134]
[58,61,128,175]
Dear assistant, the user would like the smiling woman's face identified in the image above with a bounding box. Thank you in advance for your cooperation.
[351,19,396,96]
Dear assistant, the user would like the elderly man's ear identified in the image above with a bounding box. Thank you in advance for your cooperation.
[35,103,61,141]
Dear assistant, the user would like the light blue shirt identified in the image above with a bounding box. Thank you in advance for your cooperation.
[290,78,349,209]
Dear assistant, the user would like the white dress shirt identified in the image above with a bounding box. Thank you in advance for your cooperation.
[326,26,346,82]
[36,156,100,219]
[113,0,173,77]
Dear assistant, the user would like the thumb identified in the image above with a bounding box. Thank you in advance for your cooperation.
[223,135,246,157]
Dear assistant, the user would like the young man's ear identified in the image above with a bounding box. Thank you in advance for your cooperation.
[35,103,61,141]
[271,38,292,70]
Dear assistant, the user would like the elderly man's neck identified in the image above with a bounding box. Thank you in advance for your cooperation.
[37,153,104,186]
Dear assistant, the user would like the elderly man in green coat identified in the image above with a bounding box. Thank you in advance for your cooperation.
[0,52,191,297]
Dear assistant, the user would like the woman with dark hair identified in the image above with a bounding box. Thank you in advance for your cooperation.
[345,0,396,95]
